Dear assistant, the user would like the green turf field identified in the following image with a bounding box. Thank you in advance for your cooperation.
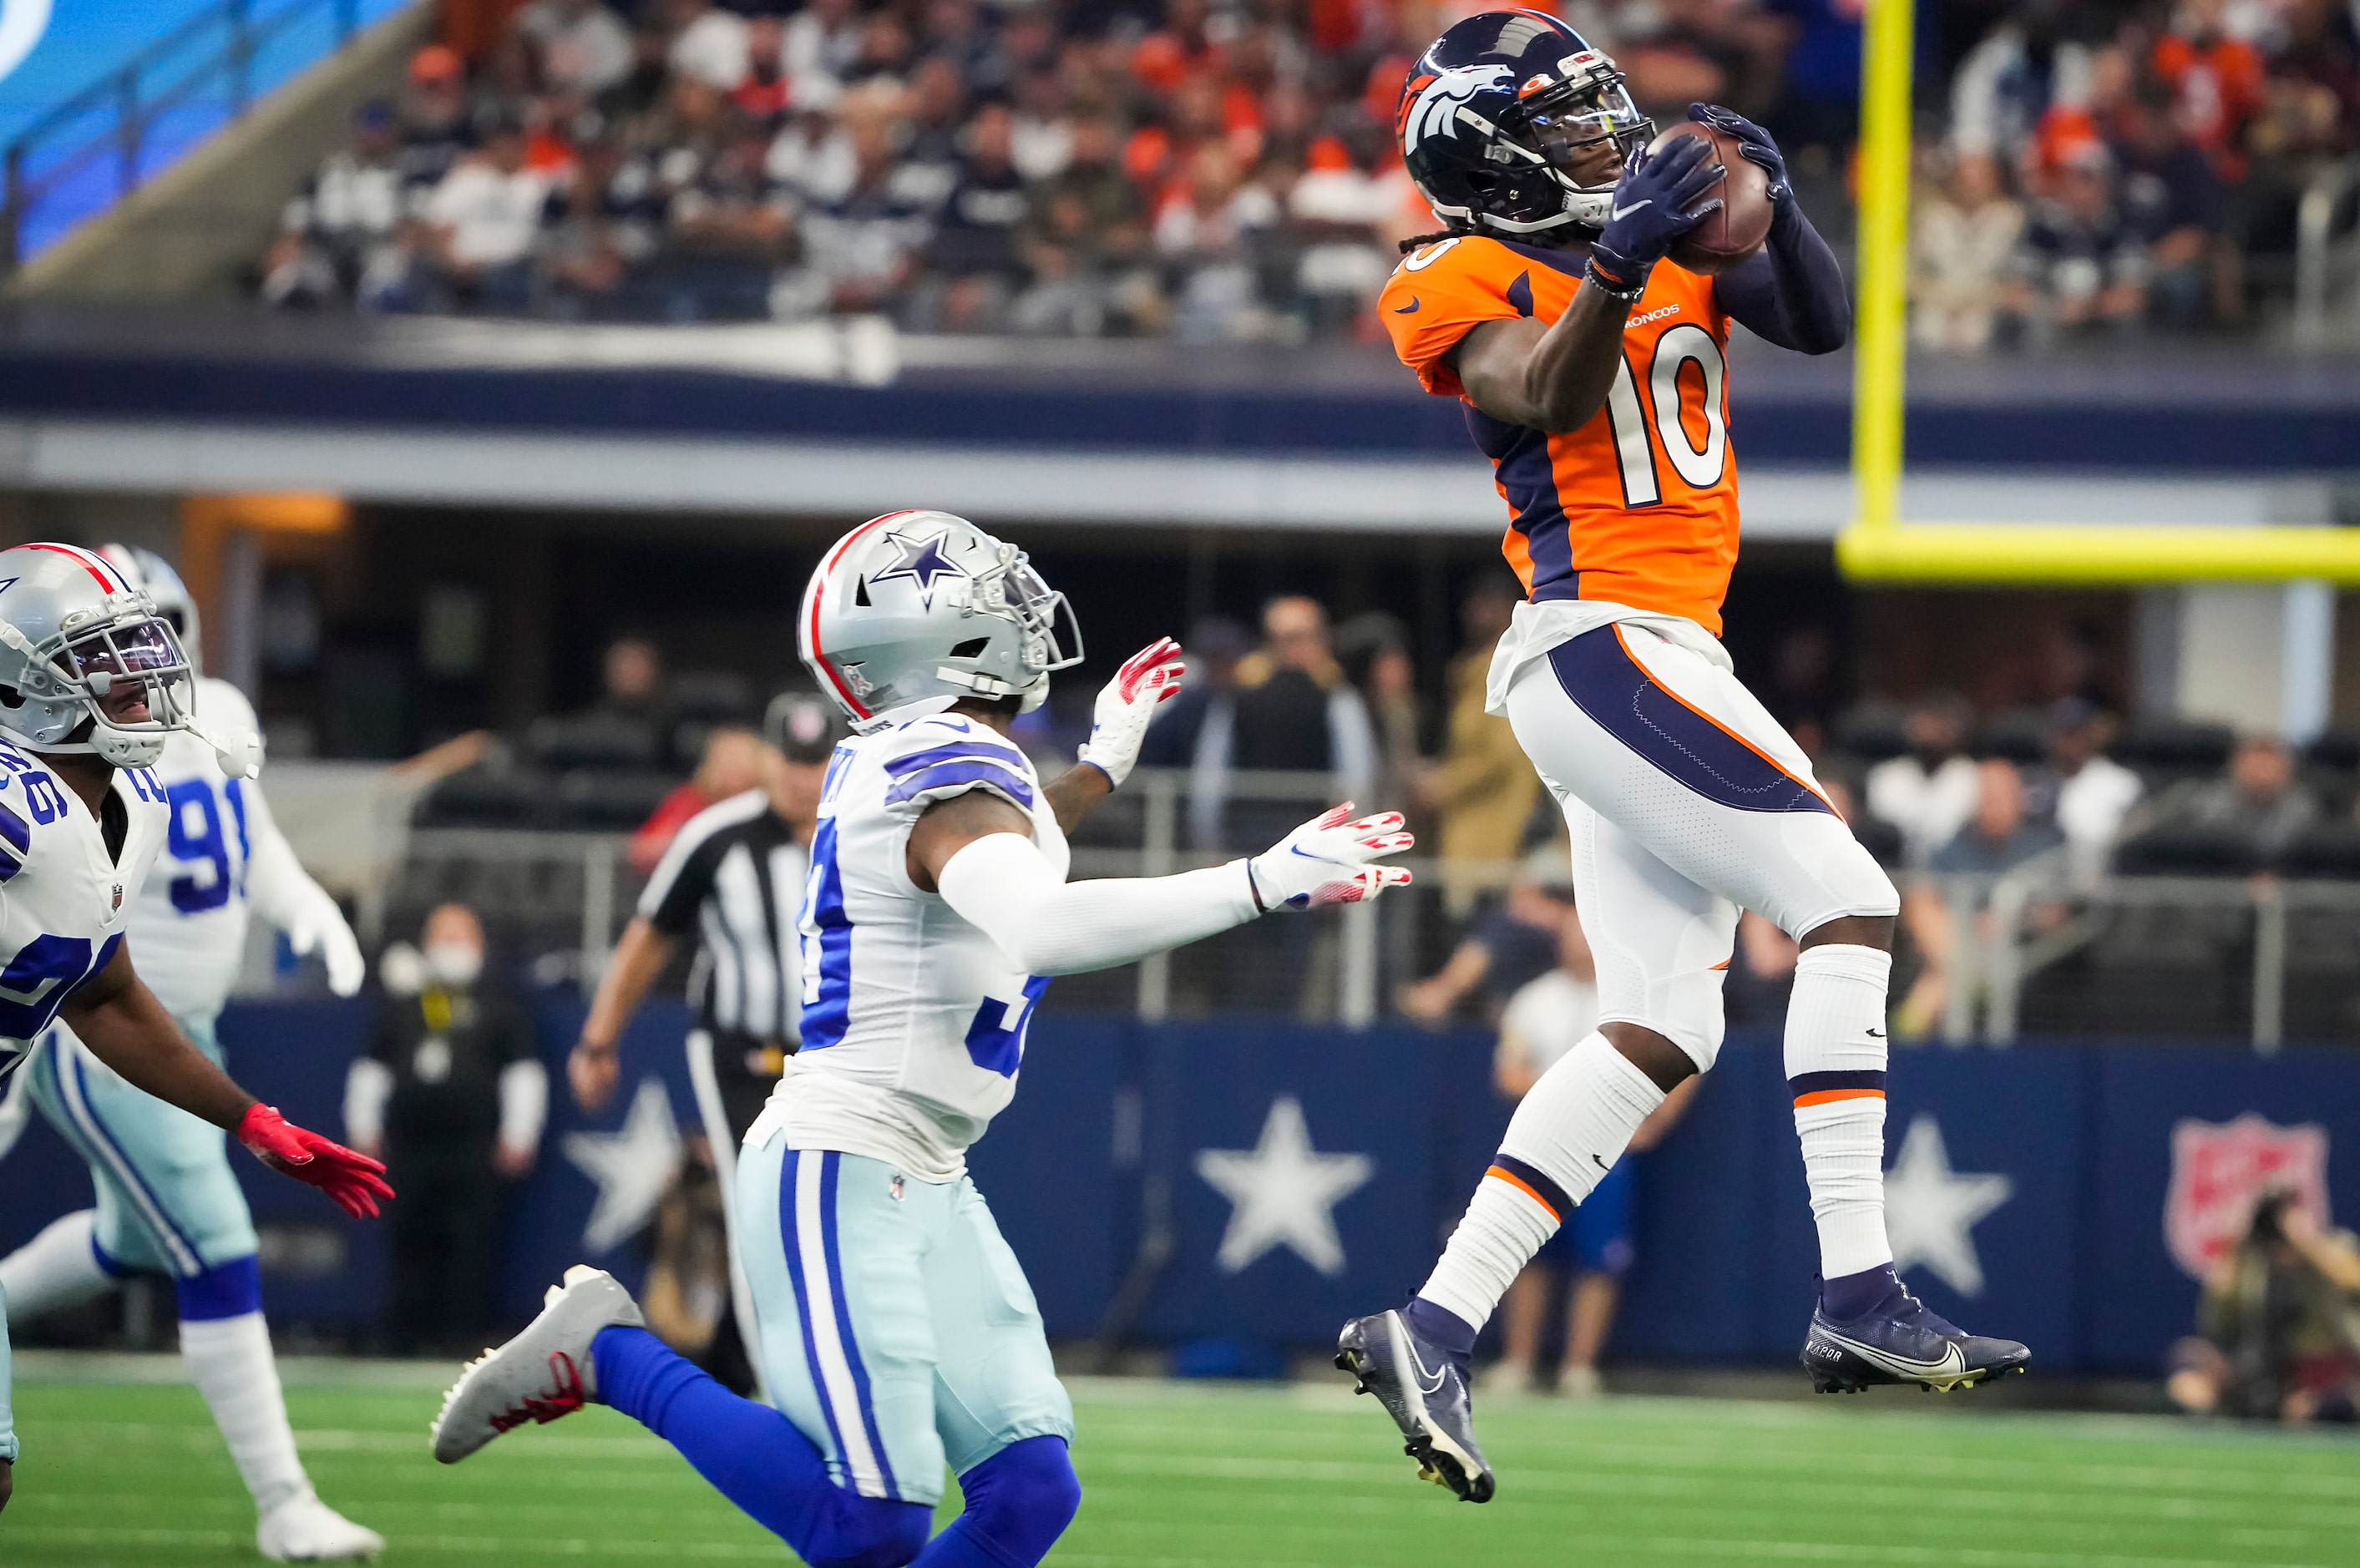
[5,1367,2357,1566]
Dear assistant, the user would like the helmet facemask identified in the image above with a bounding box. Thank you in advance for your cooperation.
[959,544,1084,714]
[1504,53,1654,229]
[0,602,199,767]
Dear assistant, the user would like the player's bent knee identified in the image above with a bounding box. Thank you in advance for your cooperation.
[957,1436,1081,1565]
[799,1494,932,1568]
[1799,913,1896,953]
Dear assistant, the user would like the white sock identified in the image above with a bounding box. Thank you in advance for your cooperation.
[0,1210,117,1320]
[1418,1034,1664,1330]
[1785,943,1897,1279]
[180,1311,312,1516]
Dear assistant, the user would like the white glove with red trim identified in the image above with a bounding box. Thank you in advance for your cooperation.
[1245,805,1415,911]
[1076,636,1186,788]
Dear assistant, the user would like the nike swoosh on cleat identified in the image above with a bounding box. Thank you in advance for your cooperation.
[1610,200,1652,220]
[1399,1338,1449,1396]
[1823,1329,1966,1380]
[1394,297,1421,314]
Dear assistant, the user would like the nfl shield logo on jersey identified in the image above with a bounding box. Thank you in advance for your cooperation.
[111,880,123,912]
[2165,1113,2332,1278]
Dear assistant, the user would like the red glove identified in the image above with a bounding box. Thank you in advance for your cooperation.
[237,1104,395,1219]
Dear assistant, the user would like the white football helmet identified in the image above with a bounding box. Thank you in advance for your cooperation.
[800,511,1081,733]
[0,542,199,767]
[99,544,201,670]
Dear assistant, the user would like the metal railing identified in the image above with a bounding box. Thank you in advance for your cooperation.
[1,0,363,273]
[1918,849,2360,1051]
[2293,154,2360,348]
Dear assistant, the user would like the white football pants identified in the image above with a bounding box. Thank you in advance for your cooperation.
[1504,620,1898,1071]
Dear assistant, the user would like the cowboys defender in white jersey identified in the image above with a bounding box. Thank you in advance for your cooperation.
[0,548,379,1559]
[0,542,390,1523]
[433,511,1414,1568]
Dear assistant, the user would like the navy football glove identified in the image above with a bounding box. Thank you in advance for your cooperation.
[1689,103,1792,211]
[1589,133,1725,291]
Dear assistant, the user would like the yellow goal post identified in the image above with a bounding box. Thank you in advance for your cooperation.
[1833,0,2360,584]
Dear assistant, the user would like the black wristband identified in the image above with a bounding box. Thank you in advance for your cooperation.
[1584,255,1648,302]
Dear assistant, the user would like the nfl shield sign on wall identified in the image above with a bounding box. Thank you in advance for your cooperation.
[2165,1113,2331,1278]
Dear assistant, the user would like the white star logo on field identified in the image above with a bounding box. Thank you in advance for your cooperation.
[564,1076,682,1254]
[1884,1115,2013,1297]
[1195,1095,1374,1277]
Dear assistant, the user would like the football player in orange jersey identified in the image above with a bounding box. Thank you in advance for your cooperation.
[1335,12,2028,1503]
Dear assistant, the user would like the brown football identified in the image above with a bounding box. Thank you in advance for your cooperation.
[1648,121,1772,275]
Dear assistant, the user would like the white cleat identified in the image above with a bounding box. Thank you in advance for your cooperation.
[429,1264,644,1464]
[256,1492,385,1560]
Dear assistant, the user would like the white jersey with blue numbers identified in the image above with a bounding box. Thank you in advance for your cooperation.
[759,714,1066,1182]
[0,742,170,1085]
[121,677,266,1022]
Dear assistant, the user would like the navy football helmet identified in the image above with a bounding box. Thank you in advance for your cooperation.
[1397,10,1654,237]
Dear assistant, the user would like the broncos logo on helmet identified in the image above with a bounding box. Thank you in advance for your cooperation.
[1398,63,1515,156]
[1395,10,1653,237]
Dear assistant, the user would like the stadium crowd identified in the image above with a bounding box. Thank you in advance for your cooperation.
[256,0,2360,341]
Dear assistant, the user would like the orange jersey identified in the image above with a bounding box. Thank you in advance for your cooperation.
[1381,234,1740,635]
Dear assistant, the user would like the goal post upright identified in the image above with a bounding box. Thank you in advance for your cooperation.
[1831,0,2360,584]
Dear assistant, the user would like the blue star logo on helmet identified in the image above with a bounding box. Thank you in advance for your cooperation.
[870,528,967,607]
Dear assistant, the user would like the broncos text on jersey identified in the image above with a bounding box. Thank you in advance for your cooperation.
[0,741,170,1081]
[756,713,1065,1182]
[1382,233,1743,635]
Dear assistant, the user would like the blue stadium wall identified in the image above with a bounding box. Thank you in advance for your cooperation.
[4,994,2355,1378]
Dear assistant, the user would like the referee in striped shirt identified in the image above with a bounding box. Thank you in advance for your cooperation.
[568,691,838,1387]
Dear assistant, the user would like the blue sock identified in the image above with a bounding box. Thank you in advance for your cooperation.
[911,1437,1080,1568]
[1404,1297,1478,1362]
[1821,1263,1903,1321]
[593,1326,931,1568]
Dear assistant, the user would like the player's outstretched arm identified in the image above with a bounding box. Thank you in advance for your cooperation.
[919,795,1412,976]
[1455,135,1725,433]
[60,943,392,1218]
[1691,104,1848,356]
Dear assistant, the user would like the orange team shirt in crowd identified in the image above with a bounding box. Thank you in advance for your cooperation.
[1380,232,1742,636]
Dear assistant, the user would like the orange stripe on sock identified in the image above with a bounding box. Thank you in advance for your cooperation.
[1792,1088,1887,1108]
[1486,1165,1562,1222]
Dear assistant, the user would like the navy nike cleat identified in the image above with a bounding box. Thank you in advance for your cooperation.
[1336,1310,1497,1503]
[1802,1283,2030,1394]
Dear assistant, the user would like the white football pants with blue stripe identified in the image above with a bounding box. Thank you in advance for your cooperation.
[0,1018,317,1517]
[737,1130,1073,1505]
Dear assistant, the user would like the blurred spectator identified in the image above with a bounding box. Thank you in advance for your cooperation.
[770,102,858,206]
[1135,617,1253,847]
[263,101,413,310]
[514,0,633,99]
[2038,698,2142,882]
[2109,82,2224,327]
[784,0,864,102]
[732,15,798,124]
[1013,114,1155,335]
[1288,124,1400,336]
[2171,733,2322,860]
[1334,611,1423,818]
[539,135,665,316]
[1897,758,2064,1035]
[2010,136,2149,336]
[1482,903,1699,1397]
[1400,847,1574,1024]
[1913,151,2025,352]
[345,903,541,1355]
[1763,623,1841,756]
[398,43,475,190]
[1423,584,1542,917]
[1950,1,2095,166]
[629,725,766,874]
[2151,0,2265,183]
[2168,1188,2360,1424]
[1866,691,1980,866]
[1225,595,1378,807]
[927,102,1032,331]
[1155,144,1279,342]
[671,0,757,91]
[1766,0,1865,155]
[777,109,933,319]
[418,117,550,313]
